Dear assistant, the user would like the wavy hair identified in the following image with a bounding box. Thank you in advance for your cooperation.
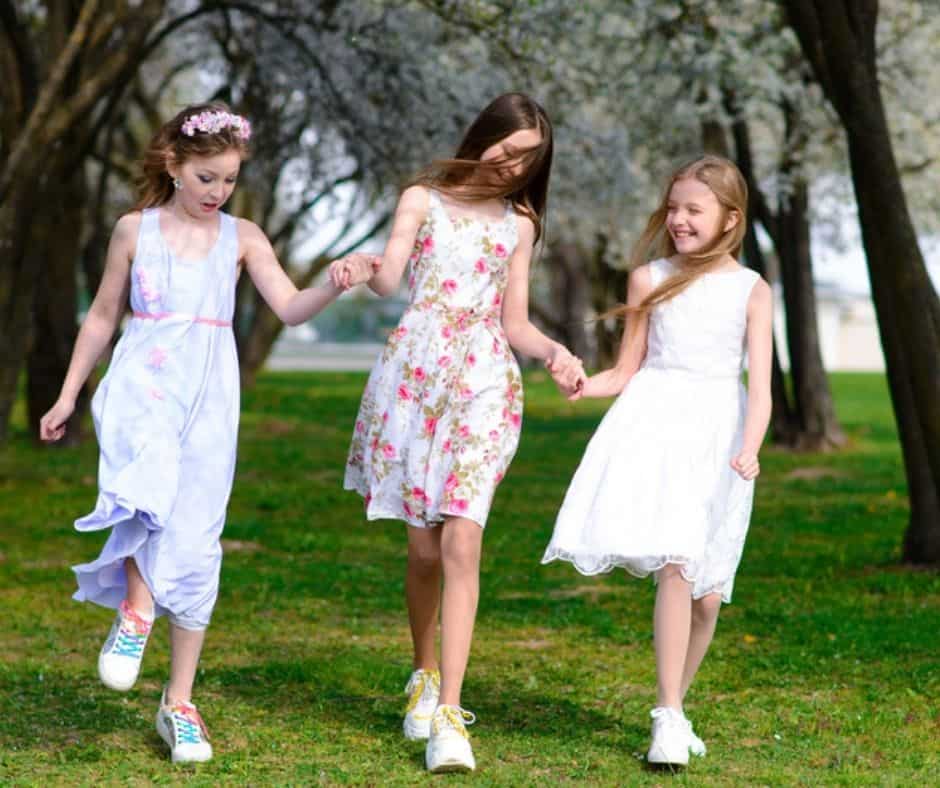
[134,101,251,211]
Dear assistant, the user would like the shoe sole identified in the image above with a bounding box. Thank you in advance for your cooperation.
[427,759,475,774]
[647,743,689,767]
[155,712,213,764]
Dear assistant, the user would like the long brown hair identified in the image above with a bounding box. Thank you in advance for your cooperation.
[411,93,554,241]
[134,101,251,211]
[610,155,748,320]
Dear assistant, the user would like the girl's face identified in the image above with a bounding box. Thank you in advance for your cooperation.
[480,127,542,184]
[169,149,242,217]
[666,177,736,255]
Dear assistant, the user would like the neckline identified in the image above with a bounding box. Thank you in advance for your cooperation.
[663,257,749,277]
[431,189,512,231]
[155,207,224,264]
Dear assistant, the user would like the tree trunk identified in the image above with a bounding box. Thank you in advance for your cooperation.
[741,216,797,444]
[785,0,940,563]
[548,240,591,362]
[26,167,90,443]
[776,175,846,450]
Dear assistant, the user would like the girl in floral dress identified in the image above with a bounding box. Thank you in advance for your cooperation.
[336,93,584,773]
[39,102,372,764]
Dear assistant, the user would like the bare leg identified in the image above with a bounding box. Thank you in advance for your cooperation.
[680,593,722,701]
[406,525,443,670]
[653,564,693,710]
[437,516,483,707]
[125,557,154,617]
[166,624,206,704]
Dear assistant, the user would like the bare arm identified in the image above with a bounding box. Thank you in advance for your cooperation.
[365,185,429,297]
[732,277,773,480]
[572,264,653,400]
[240,219,346,326]
[39,214,137,441]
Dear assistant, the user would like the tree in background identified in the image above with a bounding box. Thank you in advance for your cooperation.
[783,0,940,564]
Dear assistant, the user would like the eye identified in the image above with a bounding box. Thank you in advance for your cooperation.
[197,175,212,184]
[225,177,237,184]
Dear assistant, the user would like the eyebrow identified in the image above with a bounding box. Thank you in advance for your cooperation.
[198,169,240,177]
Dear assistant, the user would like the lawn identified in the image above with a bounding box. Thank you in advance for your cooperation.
[0,372,937,786]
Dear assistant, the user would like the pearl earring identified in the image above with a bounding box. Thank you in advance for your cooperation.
[173,177,182,190]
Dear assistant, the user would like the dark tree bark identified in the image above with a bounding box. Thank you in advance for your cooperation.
[775,101,846,450]
[784,0,940,564]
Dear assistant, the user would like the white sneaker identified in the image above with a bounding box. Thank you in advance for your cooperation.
[425,704,476,773]
[647,706,690,766]
[403,668,440,740]
[682,713,707,757]
[98,600,153,691]
[155,687,213,763]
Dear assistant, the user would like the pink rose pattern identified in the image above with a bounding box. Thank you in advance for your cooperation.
[345,189,523,528]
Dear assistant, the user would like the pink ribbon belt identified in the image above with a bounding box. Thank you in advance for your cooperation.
[133,311,232,328]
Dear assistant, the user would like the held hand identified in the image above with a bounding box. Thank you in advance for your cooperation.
[39,398,75,442]
[731,451,760,481]
[331,253,378,290]
[569,369,626,401]
[545,346,585,398]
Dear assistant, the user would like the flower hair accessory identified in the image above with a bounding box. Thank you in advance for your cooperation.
[181,110,251,141]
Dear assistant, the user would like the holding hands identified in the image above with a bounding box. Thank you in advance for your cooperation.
[545,345,585,397]
[329,253,379,290]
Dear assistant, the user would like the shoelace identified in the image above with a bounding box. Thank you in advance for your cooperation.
[170,703,210,745]
[404,669,440,713]
[112,602,152,658]
[432,705,476,739]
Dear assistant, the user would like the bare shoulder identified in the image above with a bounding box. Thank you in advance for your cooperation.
[514,212,536,244]
[236,217,272,251]
[398,184,430,216]
[748,275,773,305]
[111,212,142,260]
[628,262,655,293]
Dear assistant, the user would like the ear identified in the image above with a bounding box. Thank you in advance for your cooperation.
[723,209,741,233]
[165,149,181,180]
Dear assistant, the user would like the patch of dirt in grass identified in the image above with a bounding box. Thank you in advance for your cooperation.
[785,467,850,481]
[221,539,264,553]
[507,639,553,650]
[256,418,297,436]
[547,584,622,600]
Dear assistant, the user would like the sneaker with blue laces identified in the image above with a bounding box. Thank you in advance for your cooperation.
[155,687,213,763]
[98,600,153,691]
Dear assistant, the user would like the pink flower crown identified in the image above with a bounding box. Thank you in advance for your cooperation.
[181,110,251,141]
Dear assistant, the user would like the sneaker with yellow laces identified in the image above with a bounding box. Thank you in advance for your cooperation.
[403,668,440,741]
[425,704,476,773]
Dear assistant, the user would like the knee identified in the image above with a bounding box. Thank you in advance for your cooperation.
[408,540,441,576]
[692,593,722,625]
[441,537,480,577]
[658,563,689,584]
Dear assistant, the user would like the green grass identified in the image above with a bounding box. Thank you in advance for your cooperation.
[1,371,937,785]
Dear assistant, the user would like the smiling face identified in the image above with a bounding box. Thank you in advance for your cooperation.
[666,176,738,256]
[168,149,242,217]
[479,127,543,184]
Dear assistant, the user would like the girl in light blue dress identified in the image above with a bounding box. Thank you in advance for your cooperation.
[40,101,372,763]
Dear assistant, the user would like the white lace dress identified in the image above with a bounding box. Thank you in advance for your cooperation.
[542,258,761,602]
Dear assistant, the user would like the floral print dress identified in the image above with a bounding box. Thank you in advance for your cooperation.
[344,189,522,528]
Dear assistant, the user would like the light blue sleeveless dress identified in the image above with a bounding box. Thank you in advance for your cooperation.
[72,207,240,630]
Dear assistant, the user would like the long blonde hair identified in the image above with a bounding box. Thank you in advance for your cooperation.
[611,155,747,319]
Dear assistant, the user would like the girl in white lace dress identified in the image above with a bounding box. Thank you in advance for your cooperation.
[39,102,372,764]
[335,93,584,774]
[542,156,773,767]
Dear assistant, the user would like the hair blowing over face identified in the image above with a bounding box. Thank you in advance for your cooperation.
[610,155,748,320]
[410,93,554,241]
[134,101,250,211]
